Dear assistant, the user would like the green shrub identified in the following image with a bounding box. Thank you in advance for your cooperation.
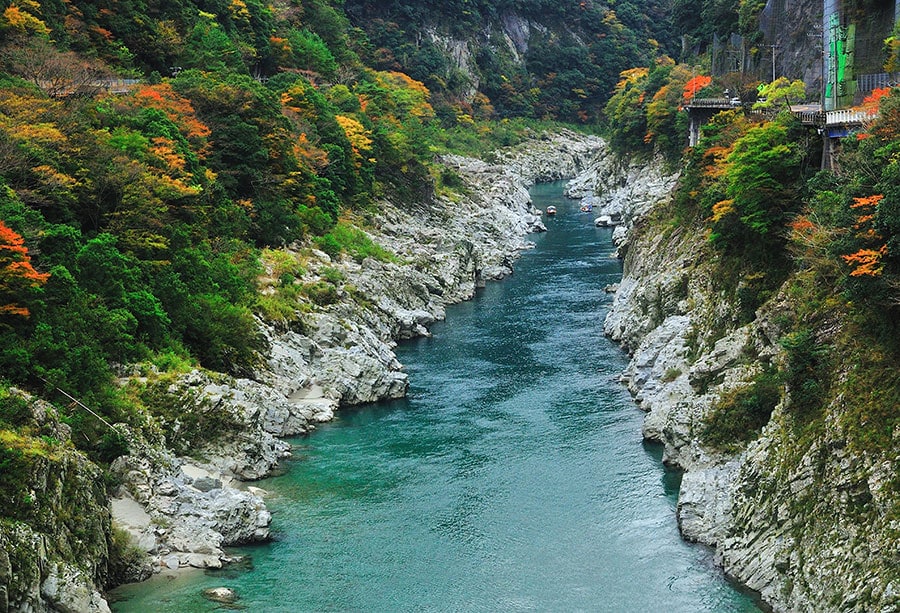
[302,281,339,306]
[0,388,31,427]
[320,266,345,284]
[780,328,830,419]
[315,220,396,263]
[701,368,781,451]
[107,524,148,587]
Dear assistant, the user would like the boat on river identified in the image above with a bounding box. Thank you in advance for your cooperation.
[546,206,557,215]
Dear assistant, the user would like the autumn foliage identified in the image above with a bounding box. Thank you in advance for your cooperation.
[683,75,712,101]
[0,221,48,317]
[841,195,887,277]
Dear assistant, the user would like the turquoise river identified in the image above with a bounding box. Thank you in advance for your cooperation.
[110,182,762,612]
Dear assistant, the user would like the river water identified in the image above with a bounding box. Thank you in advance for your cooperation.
[111,182,760,612]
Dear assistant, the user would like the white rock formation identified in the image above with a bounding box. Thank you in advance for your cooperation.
[115,129,606,583]
[601,149,899,612]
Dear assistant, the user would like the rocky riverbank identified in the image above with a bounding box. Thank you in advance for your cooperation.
[0,130,605,613]
[594,152,899,610]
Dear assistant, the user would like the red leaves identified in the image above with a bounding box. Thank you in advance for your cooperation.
[682,75,712,101]
[0,221,49,318]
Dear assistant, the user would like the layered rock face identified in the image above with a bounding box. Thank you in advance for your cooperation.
[94,131,603,594]
[599,155,899,611]
[1,129,602,612]
[0,393,111,613]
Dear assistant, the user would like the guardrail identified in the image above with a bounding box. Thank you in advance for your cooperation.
[687,98,873,131]
[824,109,871,127]
[100,78,140,93]
[685,98,733,108]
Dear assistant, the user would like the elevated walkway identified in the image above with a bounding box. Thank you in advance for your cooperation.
[685,98,875,169]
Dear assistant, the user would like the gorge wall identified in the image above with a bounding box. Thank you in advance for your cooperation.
[582,151,899,612]
[0,130,603,613]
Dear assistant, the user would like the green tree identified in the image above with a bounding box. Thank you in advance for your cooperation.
[709,117,803,255]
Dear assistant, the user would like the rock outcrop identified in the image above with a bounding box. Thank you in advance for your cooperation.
[0,392,111,613]
[99,130,604,595]
[600,150,899,611]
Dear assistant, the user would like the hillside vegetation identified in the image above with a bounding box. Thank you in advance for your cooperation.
[602,36,900,612]
[2,0,899,609]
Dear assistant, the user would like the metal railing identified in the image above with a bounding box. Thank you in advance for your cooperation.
[823,108,871,127]
[685,98,734,108]
[856,73,899,94]
[688,98,870,127]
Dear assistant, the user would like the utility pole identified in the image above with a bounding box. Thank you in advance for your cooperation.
[761,44,778,82]
[808,25,825,110]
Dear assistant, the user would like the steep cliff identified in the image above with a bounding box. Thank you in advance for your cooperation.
[590,149,900,611]
[0,391,112,613]
[0,130,604,611]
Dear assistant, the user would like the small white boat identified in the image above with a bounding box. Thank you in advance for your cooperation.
[580,203,593,212]
[545,206,557,215]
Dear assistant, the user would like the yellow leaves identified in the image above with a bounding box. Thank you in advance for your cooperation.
[9,122,66,144]
[31,164,79,192]
[382,71,430,98]
[601,9,624,33]
[335,115,373,158]
[229,0,251,22]
[2,3,50,35]
[0,429,59,459]
[711,199,736,222]
[372,71,435,120]
[613,67,648,92]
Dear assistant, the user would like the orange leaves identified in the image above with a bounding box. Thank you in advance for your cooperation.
[851,194,884,209]
[701,145,733,178]
[860,87,891,116]
[683,75,712,101]
[292,133,328,171]
[842,194,887,277]
[0,224,29,258]
[711,199,736,222]
[788,215,816,235]
[129,84,212,144]
[0,221,49,318]
[842,247,887,277]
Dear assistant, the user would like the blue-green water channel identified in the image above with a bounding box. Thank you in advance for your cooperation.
[110,182,761,612]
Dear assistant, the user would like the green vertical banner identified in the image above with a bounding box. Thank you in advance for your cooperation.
[838,24,857,108]
[826,15,857,110]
